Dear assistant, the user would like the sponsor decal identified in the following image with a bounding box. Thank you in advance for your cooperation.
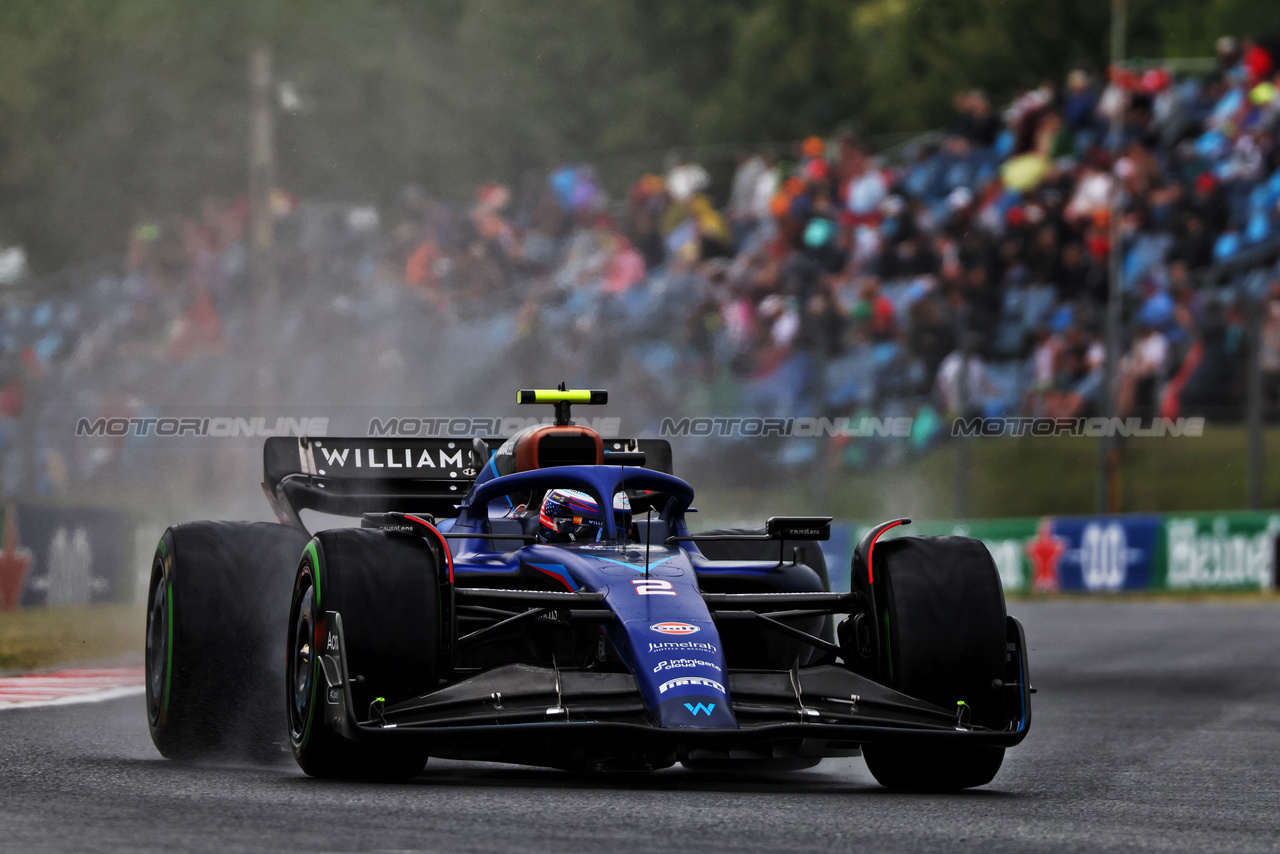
[1166,516,1280,590]
[325,633,339,652]
[648,640,717,654]
[658,676,725,695]
[631,578,675,596]
[1025,519,1066,592]
[1052,516,1159,592]
[684,702,716,716]
[650,622,699,635]
[316,445,465,472]
[1076,521,1138,590]
[653,658,720,674]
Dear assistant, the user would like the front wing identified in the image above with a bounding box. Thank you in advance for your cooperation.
[313,610,1032,767]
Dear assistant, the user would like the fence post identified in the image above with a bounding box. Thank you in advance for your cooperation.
[954,304,971,519]
[1247,293,1264,510]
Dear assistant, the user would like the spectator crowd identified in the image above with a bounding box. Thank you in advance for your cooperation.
[7,32,1280,499]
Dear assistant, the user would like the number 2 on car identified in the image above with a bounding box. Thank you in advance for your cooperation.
[631,579,676,596]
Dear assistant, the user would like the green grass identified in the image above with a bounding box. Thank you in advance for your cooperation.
[691,425,1277,522]
[0,604,143,672]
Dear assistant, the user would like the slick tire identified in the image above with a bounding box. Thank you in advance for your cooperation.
[146,521,311,761]
[287,528,438,781]
[860,535,1007,792]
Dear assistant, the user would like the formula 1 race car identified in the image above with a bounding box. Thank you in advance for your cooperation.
[145,389,1031,791]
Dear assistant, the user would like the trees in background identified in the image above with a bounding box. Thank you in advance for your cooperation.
[0,0,1275,270]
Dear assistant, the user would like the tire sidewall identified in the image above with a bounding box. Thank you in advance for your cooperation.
[145,530,177,740]
[287,545,324,759]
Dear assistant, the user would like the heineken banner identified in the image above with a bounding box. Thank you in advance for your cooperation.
[1163,513,1280,591]
[833,511,1280,593]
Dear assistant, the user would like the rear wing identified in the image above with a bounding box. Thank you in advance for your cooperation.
[262,435,672,529]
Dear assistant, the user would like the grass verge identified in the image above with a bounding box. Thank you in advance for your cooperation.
[0,604,143,673]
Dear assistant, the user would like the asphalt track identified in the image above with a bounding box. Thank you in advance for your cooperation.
[1,600,1279,853]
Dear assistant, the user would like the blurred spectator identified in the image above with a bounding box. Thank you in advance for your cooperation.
[1119,324,1169,418]
[19,30,1280,502]
[936,345,999,416]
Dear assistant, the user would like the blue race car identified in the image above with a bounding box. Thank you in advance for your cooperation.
[144,389,1031,791]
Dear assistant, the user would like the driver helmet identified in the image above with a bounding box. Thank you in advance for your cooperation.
[538,488,631,542]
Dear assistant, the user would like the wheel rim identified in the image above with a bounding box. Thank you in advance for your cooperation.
[145,568,168,723]
[289,577,316,740]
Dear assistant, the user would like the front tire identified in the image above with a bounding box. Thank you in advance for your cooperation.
[287,528,439,780]
[859,535,1007,792]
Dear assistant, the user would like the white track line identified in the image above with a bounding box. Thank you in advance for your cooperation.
[0,667,145,710]
[0,684,145,709]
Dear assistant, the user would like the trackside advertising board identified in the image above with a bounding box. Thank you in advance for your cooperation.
[838,511,1280,593]
[0,505,130,611]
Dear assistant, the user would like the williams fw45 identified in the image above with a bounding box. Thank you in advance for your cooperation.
[145,389,1031,790]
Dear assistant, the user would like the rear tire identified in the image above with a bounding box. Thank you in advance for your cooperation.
[860,535,1007,792]
[287,528,438,781]
[146,522,310,761]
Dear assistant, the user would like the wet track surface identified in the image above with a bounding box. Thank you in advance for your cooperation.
[1,600,1279,853]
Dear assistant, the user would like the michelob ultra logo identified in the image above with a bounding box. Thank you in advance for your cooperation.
[650,622,699,635]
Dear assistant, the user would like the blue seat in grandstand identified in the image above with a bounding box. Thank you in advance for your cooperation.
[994,130,1015,160]
[1214,232,1242,262]
[880,280,919,318]
[1021,285,1057,329]
[1246,210,1274,244]
[1123,233,1173,290]
[972,149,999,184]
[992,318,1025,358]
[871,340,900,368]
[992,284,1056,357]
[637,340,680,375]
[904,157,938,200]
[982,361,1024,417]
[620,282,658,320]
[777,439,819,467]
[634,340,683,400]
[32,302,53,330]
[742,352,813,416]
[943,156,975,193]
[823,348,876,408]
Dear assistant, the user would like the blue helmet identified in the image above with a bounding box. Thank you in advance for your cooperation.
[538,488,631,542]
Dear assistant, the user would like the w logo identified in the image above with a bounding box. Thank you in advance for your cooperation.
[684,702,715,716]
